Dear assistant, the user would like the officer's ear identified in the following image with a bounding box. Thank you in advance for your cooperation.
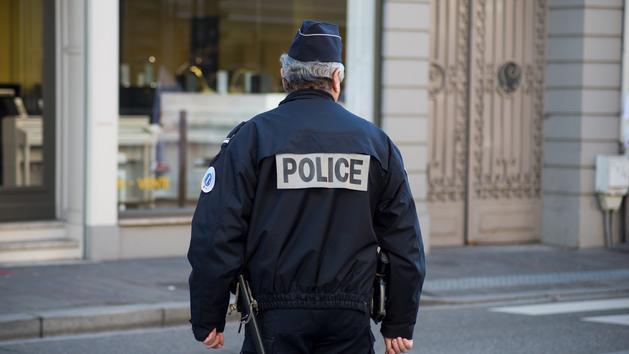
[331,69,341,100]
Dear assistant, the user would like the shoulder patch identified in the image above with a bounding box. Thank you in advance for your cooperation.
[201,166,216,193]
[222,121,247,146]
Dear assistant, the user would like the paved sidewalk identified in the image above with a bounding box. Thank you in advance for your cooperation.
[1,244,628,340]
[422,245,629,303]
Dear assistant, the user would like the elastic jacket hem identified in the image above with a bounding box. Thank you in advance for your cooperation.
[256,292,370,313]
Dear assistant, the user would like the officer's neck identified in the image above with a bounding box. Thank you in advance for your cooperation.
[330,88,340,102]
[286,88,338,102]
[306,88,339,102]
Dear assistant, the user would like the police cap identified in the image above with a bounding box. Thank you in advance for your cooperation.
[288,20,343,63]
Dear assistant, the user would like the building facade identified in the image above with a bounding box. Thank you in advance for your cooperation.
[0,0,625,263]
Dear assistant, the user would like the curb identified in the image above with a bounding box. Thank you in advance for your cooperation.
[421,287,629,306]
[0,302,241,342]
[2,287,628,342]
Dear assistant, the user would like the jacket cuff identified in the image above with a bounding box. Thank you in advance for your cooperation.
[191,321,226,342]
[380,322,414,340]
[192,324,211,342]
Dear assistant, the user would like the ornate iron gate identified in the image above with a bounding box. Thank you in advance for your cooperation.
[428,0,546,245]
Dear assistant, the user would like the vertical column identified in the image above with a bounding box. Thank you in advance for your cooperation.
[346,0,377,122]
[57,0,85,249]
[542,0,622,247]
[380,0,431,250]
[84,0,120,259]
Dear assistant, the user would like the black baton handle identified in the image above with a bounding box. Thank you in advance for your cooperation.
[239,275,266,354]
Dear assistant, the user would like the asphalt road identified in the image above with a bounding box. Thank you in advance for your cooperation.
[1,297,629,354]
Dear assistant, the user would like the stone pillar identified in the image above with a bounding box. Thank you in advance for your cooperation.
[346,0,377,122]
[542,0,623,247]
[380,0,431,250]
[57,0,86,251]
[83,0,120,259]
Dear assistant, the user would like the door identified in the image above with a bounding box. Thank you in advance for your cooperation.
[428,0,546,245]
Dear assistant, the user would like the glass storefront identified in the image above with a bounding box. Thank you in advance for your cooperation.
[0,0,55,221]
[118,0,347,212]
[0,0,44,188]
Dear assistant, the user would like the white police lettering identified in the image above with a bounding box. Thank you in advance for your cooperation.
[276,153,370,191]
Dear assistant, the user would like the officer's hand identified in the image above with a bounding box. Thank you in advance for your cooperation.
[384,337,413,354]
[202,329,224,350]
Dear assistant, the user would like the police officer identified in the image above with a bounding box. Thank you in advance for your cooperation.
[188,20,426,354]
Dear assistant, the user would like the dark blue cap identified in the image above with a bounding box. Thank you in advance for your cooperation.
[288,20,343,63]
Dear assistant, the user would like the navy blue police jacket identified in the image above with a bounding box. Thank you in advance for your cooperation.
[188,89,426,341]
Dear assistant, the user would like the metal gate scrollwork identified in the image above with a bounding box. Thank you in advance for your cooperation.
[497,62,522,95]
[428,0,547,245]
[429,63,446,97]
[427,0,470,203]
[470,0,546,200]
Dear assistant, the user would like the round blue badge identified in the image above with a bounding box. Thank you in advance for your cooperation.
[201,166,216,193]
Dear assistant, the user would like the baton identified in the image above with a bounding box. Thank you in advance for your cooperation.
[238,275,266,354]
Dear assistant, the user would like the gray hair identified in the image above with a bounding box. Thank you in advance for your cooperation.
[279,53,345,92]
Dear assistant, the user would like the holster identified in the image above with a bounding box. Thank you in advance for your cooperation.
[371,250,390,323]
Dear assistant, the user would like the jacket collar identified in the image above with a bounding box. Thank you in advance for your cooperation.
[279,89,335,105]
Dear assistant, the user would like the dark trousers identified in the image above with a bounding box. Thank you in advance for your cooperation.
[241,308,375,354]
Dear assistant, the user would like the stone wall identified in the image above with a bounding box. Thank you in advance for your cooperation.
[381,0,431,249]
[542,0,623,247]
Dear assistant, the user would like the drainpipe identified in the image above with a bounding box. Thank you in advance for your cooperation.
[622,0,629,111]
[373,0,383,128]
[621,0,629,244]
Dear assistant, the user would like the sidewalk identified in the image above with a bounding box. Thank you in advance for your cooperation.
[1,244,628,341]
[422,244,629,303]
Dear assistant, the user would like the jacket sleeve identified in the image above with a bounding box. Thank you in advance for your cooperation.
[187,123,257,341]
[374,142,426,340]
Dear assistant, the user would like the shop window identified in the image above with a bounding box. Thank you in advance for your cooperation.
[0,0,45,188]
[0,0,55,221]
[118,0,347,212]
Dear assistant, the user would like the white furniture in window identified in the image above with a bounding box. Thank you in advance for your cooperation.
[2,116,43,187]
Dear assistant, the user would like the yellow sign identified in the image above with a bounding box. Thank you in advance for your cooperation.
[117,176,170,191]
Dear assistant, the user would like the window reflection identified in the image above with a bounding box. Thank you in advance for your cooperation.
[0,0,44,188]
[118,0,347,210]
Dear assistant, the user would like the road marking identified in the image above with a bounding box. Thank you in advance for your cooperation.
[490,298,629,316]
[582,314,629,326]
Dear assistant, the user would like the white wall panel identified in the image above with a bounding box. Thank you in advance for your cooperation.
[382,88,428,115]
[383,31,430,58]
[381,0,430,248]
[382,59,429,86]
[382,116,428,143]
[384,2,430,30]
